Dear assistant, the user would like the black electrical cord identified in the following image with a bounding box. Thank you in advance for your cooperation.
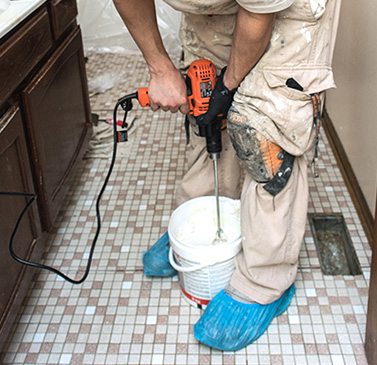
[0,92,138,284]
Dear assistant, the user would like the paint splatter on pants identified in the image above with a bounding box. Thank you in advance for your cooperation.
[172,0,340,303]
[176,112,309,304]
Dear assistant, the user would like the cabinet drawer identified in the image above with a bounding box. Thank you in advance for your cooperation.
[0,8,52,106]
[49,0,78,40]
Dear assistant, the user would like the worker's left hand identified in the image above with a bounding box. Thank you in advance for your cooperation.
[196,67,237,128]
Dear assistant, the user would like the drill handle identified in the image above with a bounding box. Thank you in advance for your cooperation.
[137,87,150,107]
[137,87,195,115]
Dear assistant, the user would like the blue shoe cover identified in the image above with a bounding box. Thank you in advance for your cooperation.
[194,284,296,351]
[142,232,177,277]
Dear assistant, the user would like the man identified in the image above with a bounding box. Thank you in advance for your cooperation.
[113,0,341,351]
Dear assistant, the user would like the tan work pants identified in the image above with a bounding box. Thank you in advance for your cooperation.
[173,0,343,303]
[231,155,308,304]
[176,117,309,304]
[175,125,242,207]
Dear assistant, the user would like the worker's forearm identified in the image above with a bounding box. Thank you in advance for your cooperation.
[224,8,275,90]
[113,0,174,75]
[113,0,189,113]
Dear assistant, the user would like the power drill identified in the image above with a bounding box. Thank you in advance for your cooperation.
[135,59,226,242]
[136,59,222,159]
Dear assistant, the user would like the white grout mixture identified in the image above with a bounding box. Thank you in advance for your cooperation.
[175,197,241,246]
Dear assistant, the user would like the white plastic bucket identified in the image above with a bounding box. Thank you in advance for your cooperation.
[168,196,242,308]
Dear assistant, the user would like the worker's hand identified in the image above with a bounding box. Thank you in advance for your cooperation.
[196,67,238,128]
[148,66,190,114]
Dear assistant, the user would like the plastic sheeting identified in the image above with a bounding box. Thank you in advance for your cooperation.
[77,0,181,55]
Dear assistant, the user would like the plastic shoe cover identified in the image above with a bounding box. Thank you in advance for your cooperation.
[142,232,177,277]
[194,284,296,351]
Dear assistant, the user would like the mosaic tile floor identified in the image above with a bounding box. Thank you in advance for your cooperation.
[0,53,372,364]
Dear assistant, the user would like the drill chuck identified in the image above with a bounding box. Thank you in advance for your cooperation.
[209,151,220,160]
[206,132,221,160]
[199,118,222,159]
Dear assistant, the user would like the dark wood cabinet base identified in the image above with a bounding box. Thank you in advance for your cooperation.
[0,1,92,350]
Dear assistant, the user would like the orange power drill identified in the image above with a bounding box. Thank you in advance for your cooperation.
[136,59,222,159]
[135,60,225,241]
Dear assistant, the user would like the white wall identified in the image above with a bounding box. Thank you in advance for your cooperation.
[326,0,377,215]
[76,0,181,55]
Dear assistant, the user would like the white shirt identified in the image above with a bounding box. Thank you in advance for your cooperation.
[163,0,326,18]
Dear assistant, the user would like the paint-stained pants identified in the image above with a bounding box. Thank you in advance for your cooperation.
[173,0,341,303]
[230,155,308,304]
[176,115,309,304]
[175,121,242,206]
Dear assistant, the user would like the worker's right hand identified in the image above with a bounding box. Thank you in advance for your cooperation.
[147,66,190,114]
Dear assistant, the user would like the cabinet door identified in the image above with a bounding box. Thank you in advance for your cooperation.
[22,27,92,231]
[0,106,42,347]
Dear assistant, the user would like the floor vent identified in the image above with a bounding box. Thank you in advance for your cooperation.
[308,213,362,275]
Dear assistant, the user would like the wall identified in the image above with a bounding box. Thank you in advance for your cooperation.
[326,0,377,215]
[76,0,181,55]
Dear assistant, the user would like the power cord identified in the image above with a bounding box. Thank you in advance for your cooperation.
[0,92,138,284]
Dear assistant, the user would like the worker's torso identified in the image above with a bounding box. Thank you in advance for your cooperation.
[163,0,342,155]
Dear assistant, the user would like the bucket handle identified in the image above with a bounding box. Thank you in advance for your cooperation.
[169,247,211,272]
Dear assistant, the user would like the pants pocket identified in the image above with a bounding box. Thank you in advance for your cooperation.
[228,107,294,196]
[263,153,295,197]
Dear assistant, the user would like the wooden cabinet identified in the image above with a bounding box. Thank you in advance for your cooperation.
[0,7,52,106]
[49,0,78,40]
[0,106,43,342]
[23,27,91,230]
[0,0,92,349]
